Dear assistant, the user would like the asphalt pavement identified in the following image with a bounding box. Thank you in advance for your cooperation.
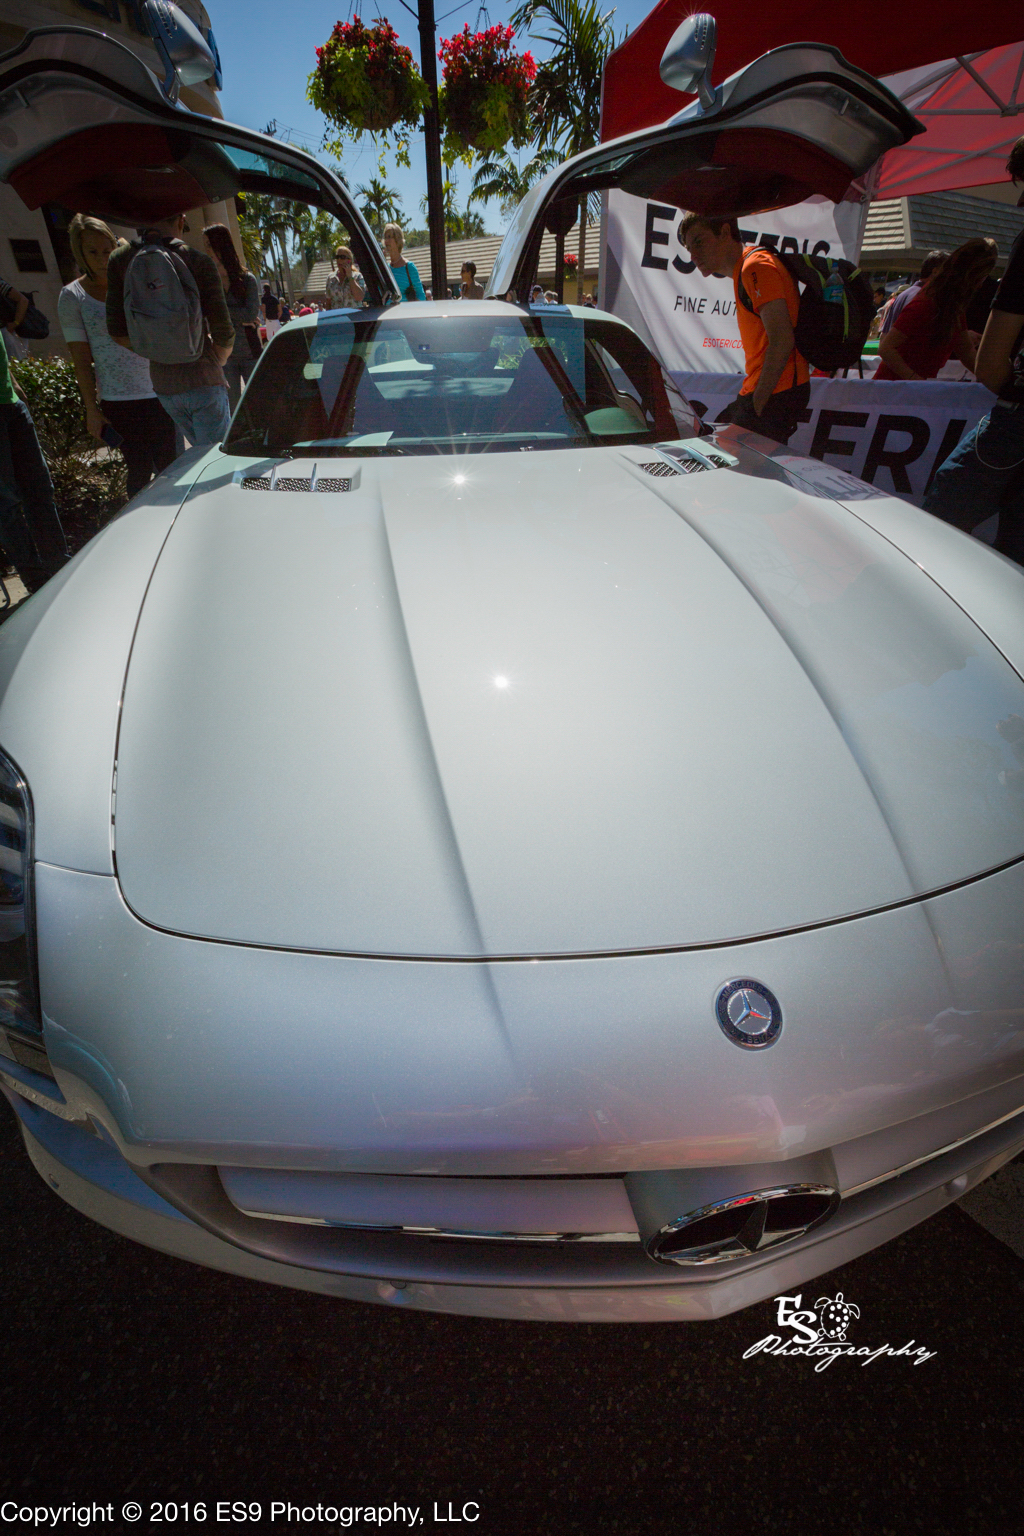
[2,1104,1023,1535]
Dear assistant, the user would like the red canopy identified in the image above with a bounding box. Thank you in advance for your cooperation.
[601,0,1023,141]
[876,45,1024,198]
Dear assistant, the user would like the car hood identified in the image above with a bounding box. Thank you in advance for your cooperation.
[113,442,1024,957]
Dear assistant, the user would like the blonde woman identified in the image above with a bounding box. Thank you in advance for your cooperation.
[382,223,425,302]
[58,213,177,498]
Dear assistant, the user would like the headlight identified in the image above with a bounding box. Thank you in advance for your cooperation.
[0,747,51,1078]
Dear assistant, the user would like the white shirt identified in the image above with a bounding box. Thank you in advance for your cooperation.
[57,279,155,401]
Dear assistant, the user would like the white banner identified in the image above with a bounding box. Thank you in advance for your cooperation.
[671,373,993,508]
[602,190,868,374]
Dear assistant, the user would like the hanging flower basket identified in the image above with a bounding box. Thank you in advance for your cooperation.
[309,17,429,138]
[562,251,578,280]
[438,24,536,158]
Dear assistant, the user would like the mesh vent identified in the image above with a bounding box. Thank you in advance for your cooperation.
[637,460,680,477]
[239,474,354,493]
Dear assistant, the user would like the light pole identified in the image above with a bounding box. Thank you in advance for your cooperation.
[416,0,448,299]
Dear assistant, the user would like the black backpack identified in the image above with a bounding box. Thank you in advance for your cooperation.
[737,248,874,373]
[0,287,50,340]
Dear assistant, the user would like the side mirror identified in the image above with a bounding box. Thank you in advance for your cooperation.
[660,13,719,114]
[140,0,219,102]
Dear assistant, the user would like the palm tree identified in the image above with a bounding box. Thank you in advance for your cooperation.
[356,177,404,238]
[512,0,623,293]
[419,175,489,241]
[468,148,560,219]
[236,191,305,299]
[292,205,351,268]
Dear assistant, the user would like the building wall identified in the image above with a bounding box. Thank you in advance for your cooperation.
[861,190,1024,277]
[1,0,235,357]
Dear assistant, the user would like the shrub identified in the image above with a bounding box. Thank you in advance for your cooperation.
[10,354,127,553]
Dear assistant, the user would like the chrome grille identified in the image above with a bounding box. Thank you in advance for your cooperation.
[316,477,352,492]
[240,476,271,491]
[274,477,312,492]
[638,460,681,477]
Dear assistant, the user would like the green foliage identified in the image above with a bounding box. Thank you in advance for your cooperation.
[418,179,490,241]
[511,0,623,158]
[356,177,404,238]
[237,189,296,282]
[294,205,351,267]
[511,0,621,277]
[11,355,126,548]
[468,148,560,217]
[308,17,429,163]
[458,207,489,240]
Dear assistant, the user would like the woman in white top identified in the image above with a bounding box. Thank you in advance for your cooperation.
[58,214,177,500]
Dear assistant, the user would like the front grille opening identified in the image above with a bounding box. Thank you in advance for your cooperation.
[638,460,680,477]
[316,477,352,492]
[762,1192,835,1232]
[240,476,271,491]
[656,1204,751,1255]
[274,477,312,492]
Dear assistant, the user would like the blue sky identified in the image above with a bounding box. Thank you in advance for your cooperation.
[212,0,654,235]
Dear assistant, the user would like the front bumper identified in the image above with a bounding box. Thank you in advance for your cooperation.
[6,1082,1024,1322]
[16,855,1024,1320]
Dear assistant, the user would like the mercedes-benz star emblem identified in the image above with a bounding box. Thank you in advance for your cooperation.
[716,978,782,1048]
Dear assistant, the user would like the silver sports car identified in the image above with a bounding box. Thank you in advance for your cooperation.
[1,20,1022,1322]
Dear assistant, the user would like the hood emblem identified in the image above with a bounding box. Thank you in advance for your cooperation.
[716,979,782,1048]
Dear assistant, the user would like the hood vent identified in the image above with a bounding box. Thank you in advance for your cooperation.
[637,446,733,477]
[240,467,353,493]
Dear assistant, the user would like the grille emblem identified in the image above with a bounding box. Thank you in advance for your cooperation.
[648,1184,839,1265]
[716,978,782,1048]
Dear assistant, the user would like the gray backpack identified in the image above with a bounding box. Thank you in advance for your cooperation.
[123,238,205,365]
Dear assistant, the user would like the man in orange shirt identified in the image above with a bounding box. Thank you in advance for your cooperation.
[680,213,810,445]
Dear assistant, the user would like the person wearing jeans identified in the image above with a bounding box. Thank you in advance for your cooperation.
[59,213,177,501]
[106,212,234,447]
[0,282,69,594]
[923,137,1024,565]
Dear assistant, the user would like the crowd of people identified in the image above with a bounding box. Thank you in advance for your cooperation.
[678,132,1024,556]
[0,139,1021,606]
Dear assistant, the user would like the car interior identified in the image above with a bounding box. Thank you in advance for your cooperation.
[225,316,687,457]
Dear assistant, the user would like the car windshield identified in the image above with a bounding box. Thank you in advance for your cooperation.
[224,311,694,457]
